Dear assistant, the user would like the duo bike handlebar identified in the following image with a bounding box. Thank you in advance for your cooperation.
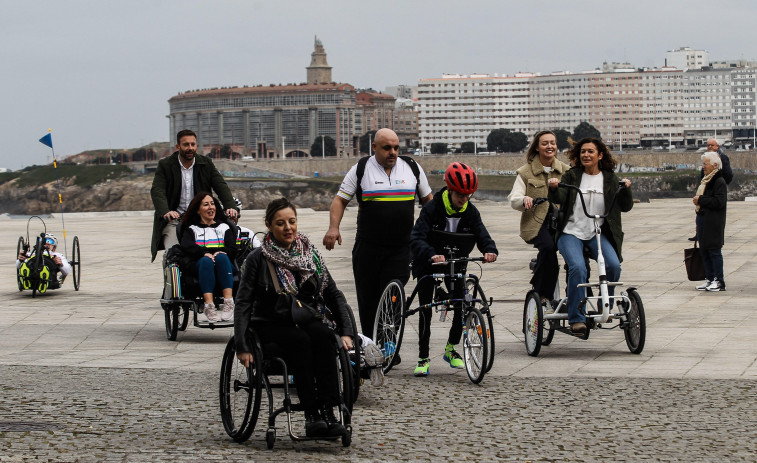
[533,181,628,220]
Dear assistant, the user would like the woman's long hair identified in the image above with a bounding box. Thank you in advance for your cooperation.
[182,191,223,226]
[568,137,618,171]
[526,130,556,162]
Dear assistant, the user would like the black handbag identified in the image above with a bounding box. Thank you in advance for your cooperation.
[266,259,322,324]
[683,240,706,281]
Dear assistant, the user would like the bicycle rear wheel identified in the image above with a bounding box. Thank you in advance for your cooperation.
[462,306,488,384]
[372,279,405,374]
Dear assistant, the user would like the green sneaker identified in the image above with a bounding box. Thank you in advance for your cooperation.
[414,358,430,377]
[444,343,464,369]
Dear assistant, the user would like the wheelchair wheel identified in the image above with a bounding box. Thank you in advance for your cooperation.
[16,236,25,291]
[71,236,81,291]
[622,289,646,354]
[466,278,494,373]
[164,305,181,341]
[523,290,543,357]
[220,336,261,443]
[336,341,354,414]
[345,306,360,404]
[462,306,489,384]
[372,279,405,374]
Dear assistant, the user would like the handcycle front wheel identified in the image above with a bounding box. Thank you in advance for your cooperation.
[622,289,646,354]
[164,303,188,341]
[462,306,489,384]
[219,336,262,443]
[466,278,495,373]
[372,279,406,375]
[71,236,81,291]
[523,290,543,357]
[30,236,46,298]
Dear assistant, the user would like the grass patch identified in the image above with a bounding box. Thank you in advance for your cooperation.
[14,165,133,188]
[0,172,21,186]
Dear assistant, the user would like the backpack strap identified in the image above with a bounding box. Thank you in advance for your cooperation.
[354,156,370,202]
[399,155,422,203]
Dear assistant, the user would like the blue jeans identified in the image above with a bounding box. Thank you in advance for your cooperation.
[195,253,234,294]
[557,233,621,324]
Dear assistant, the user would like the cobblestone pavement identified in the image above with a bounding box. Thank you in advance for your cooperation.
[1,365,755,462]
[1,200,757,461]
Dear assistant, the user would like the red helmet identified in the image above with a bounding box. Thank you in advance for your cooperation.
[444,162,478,195]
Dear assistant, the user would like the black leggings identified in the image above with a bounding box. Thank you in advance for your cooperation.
[530,222,559,298]
[416,275,464,359]
[254,319,339,411]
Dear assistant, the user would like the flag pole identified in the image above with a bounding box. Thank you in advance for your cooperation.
[39,129,67,256]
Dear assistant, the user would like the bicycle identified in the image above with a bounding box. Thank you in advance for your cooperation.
[523,182,646,356]
[372,231,495,384]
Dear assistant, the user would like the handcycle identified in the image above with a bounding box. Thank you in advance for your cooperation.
[523,182,646,356]
[219,318,355,448]
[159,221,241,340]
[372,231,495,384]
[16,216,81,297]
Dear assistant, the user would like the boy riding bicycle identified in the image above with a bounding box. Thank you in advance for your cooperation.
[409,162,498,377]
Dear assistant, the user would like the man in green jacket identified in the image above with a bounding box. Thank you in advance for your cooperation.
[150,129,238,262]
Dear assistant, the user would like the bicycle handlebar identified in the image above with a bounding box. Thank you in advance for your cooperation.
[430,256,486,265]
[556,181,627,219]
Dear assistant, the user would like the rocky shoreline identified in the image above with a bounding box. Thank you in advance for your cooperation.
[2,172,755,215]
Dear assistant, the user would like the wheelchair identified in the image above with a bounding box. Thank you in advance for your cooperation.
[16,216,81,298]
[159,221,240,341]
[523,183,646,356]
[219,323,355,448]
[372,231,496,384]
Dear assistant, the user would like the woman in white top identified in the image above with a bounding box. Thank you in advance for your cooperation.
[547,138,633,336]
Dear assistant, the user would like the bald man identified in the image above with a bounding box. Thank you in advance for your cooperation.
[703,138,732,184]
[323,128,433,337]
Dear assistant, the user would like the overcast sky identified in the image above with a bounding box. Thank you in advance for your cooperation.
[3,0,757,169]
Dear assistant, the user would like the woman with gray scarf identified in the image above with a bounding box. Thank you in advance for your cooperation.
[693,152,727,291]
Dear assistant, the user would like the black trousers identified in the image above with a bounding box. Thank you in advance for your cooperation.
[255,319,339,411]
[352,240,410,336]
[529,223,559,299]
[416,273,464,359]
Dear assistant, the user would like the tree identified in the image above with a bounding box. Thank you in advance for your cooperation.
[552,129,572,151]
[430,142,448,154]
[311,136,337,157]
[359,130,378,154]
[573,121,601,141]
[461,141,475,154]
[487,128,528,152]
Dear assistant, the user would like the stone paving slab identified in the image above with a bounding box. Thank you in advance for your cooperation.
[1,198,756,460]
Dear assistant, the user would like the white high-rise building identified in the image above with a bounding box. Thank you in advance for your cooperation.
[666,47,709,70]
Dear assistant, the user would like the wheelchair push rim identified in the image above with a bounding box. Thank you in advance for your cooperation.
[219,336,261,443]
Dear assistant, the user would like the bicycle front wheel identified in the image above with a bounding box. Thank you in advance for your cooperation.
[463,306,489,384]
[466,278,495,373]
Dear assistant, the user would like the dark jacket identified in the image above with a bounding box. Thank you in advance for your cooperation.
[233,247,355,354]
[150,152,237,261]
[549,167,634,262]
[697,170,727,249]
[410,188,498,278]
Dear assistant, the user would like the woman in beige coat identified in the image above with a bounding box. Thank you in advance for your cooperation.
[508,130,569,301]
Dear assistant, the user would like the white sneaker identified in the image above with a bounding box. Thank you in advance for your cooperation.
[204,303,220,322]
[221,297,235,321]
[695,280,711,291]
[363,341,385,386]
[705,279,724,292]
